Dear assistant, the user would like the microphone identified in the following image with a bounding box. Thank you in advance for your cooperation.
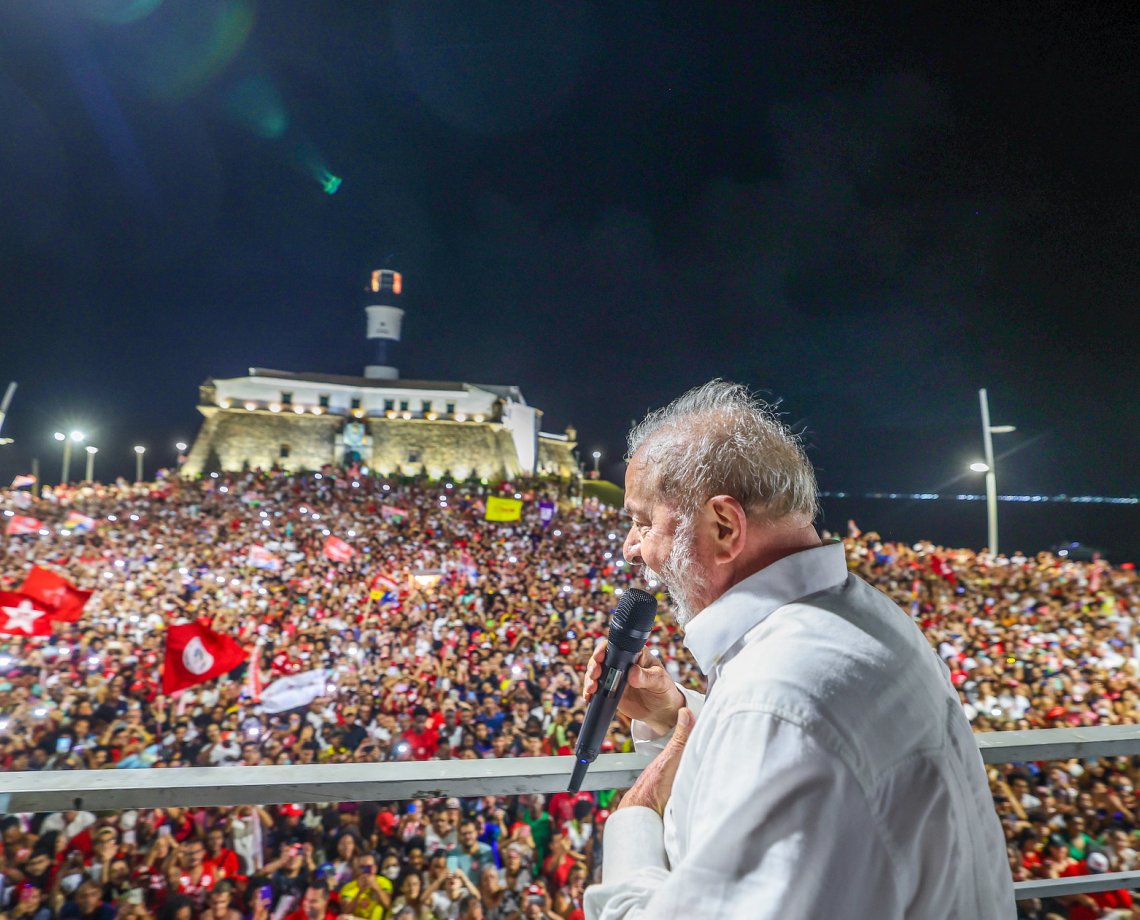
[568,587,658,792]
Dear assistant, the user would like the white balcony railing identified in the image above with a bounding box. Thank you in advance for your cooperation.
[3,726,1140,902]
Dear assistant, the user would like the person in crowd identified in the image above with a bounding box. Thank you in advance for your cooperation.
[388,873,428,919]
[447,824,493,881]
[202,882,242,920]
[61,881,118,920]
[338,853,392,920]
[282,882,337,920]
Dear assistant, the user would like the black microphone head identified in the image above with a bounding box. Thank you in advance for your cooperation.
[607,588,658,653]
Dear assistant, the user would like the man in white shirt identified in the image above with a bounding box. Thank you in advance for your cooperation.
[582,380,1015,919]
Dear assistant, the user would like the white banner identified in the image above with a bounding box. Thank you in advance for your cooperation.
[259,669,329,714]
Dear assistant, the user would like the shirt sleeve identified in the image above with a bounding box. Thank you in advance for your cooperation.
[629,686,706,755]
[585,708,902,920]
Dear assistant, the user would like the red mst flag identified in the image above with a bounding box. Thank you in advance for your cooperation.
[323,535,356,563]
[19,566,92,622]
[0,592,55,637]
[5,515,42,536]
[163,622,249,695]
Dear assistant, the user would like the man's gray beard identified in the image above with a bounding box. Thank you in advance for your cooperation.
[645,518,706,628]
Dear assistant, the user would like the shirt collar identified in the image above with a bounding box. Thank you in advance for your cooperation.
[683,541,848,675]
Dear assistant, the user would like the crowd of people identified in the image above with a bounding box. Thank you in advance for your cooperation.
[0,468,1136,919]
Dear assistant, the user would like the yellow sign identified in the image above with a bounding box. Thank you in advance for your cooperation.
[485,496,523,522]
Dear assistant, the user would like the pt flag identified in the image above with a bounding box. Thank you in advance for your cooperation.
[380,506,409,523]
[485,496,523,522]
[19,566,92,622]
[5,515,42,536]
[163,622,248,695]
[0,592,54,636]
[323,535,356,562]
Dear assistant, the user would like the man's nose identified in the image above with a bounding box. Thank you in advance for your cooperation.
[623,528,642,565]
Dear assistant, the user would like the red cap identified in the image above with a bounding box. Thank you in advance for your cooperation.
[279,803,304,817]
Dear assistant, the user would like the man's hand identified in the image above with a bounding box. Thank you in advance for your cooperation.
[617,708,694,815]
[582,641,685,736]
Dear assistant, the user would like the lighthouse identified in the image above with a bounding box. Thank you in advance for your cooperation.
[364,268,404,379]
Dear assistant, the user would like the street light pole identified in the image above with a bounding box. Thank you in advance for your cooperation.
[591,450,601,476]
[979,389,998,554]
[56,430,85,485]
[55,433,69,484]
[977,389,1017,555]
[85,446,98,482]
[134,446,146,483]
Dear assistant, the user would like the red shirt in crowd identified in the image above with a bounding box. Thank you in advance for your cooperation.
[401,729,439,761]
[205,849,240,880]
[547,792,592,830]
[1060,863,1133,920]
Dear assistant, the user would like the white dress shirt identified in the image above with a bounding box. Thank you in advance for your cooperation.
[585,542,1015,919]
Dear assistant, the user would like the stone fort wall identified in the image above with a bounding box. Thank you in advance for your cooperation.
[183,409,578,480]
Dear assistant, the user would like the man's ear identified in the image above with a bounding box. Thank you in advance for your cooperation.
[706,495,747,563]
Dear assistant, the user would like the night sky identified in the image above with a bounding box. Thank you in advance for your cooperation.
[1,3,1136,552]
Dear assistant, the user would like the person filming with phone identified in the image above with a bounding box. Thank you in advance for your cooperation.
[582,381,1016,919]
[338,853,392,920]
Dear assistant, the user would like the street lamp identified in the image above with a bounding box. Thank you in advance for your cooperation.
[84,445,98,482]
[591,450,601,476]
[54,430,85,484]
[175,441,188,453]
[977,388,1016,555]
[133,445,146,483]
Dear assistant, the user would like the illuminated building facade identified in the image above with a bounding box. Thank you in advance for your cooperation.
[181,271,578,480]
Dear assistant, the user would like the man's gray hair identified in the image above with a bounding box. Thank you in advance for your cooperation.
[626,379,819,525]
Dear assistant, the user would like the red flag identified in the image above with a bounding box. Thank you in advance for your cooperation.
[19,566,92,622]
[0,592,55,636]
[5,515,42,536]
[323,535,356,562]
[163,622,248,695]
[929,555,957,584]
